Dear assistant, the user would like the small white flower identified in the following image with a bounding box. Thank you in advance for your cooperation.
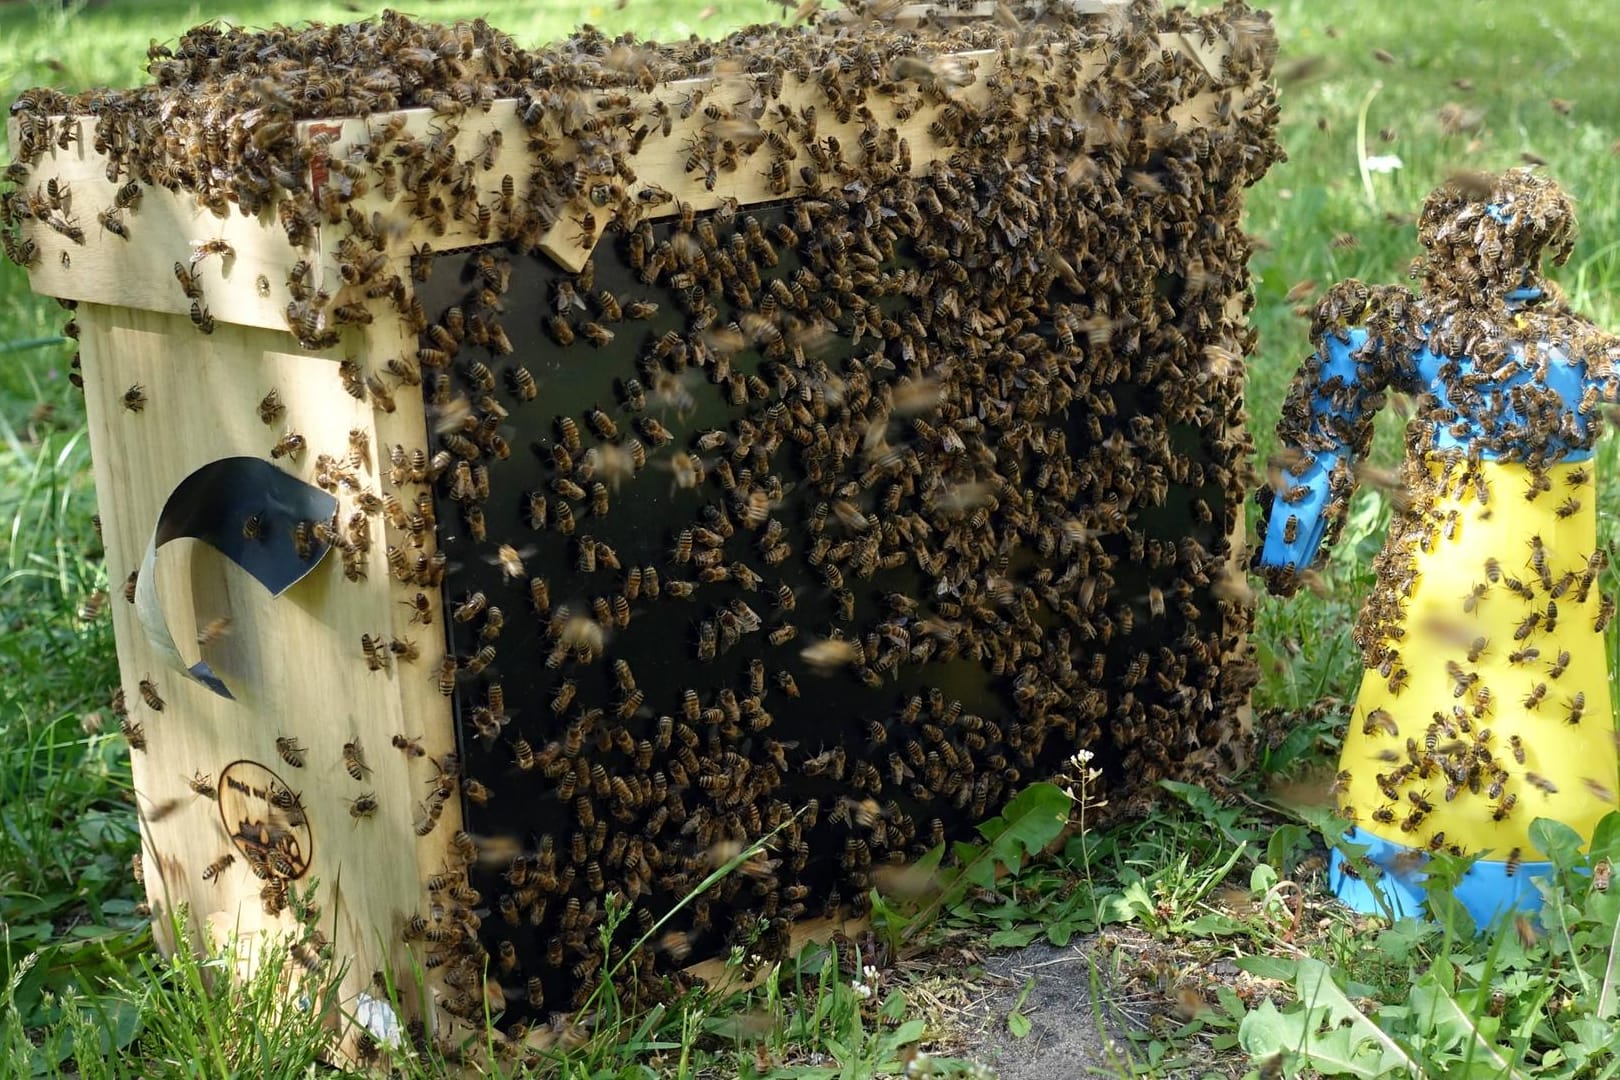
[851,979,873,999]
[862,964,880,984]
[1364,154,1403,174]
[1069,749,1095,767]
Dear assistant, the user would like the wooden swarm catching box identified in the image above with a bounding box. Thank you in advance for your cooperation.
[3,0,1278,1058]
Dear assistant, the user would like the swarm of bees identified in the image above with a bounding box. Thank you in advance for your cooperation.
[1257,169,1620,858]
[1,0,1284,1043]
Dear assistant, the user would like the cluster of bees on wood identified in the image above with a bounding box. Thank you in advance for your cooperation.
[1257,169,1620,858]
[2,0,1283,1045]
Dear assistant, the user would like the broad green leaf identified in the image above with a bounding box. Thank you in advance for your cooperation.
[889,1018,925,1043]
[1266,824,1310,872]
[982,783,1070,864]
[1159,780,1222,818]
[1421,891,1477,939]
[1241,959,1418,1078]
[1589,810,1620,864]
[1097,880,1155,925]
[1233,955,1302,982]
[1373,918,1435,963]
[1007,1010,1031,1039]
[1046,921,1083,947]
[1588,889,1620,1019]
[1237,998,1292,1054]
[1215,985,1248,1022]
[1528,818,1584,871]
[1564,1016,1620,1057]
[1408,971,1523,1078]
[1180,912,1246,936]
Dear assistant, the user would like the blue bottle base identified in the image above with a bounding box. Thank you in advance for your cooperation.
[1330,828,1547,929]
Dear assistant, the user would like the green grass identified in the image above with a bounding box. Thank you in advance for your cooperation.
[4,0,1620,1075]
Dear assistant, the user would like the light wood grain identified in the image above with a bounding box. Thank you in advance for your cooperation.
[77,303,455,1045]
[12,21,1235,304]
[6,118,317,334]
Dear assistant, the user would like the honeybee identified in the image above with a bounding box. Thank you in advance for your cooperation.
[360,633,389,671]
[1504,847,1522,876]
[638,416,673,446]
[1361,708,1397,737]
[196,617,234,646]
[275,737,307,768]
[254,388,287,426]
[402,593,433,625]
[343,739,370,780]
[202,854,236,883]
[393,733,426,757]
[436,656,459,696]
[187,771,217,798]
[271,431,306,460]
[349,793,379,818]
[1524,772,1559,796]
[120,718,146,750]
[801,638,860,672]
[122,384,148,412]
[454,592,488,623]
[509,365,537,401]
[137,677,165,712]
[190,238,234,269]
[551,680,577,715]
[512,737,535,771]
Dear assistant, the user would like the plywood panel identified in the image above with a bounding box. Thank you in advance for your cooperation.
[77,303,454,1038]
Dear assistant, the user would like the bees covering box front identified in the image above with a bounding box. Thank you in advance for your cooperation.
[2,0,1279,1061]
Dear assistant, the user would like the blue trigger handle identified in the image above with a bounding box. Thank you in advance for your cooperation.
[1258,448,1342,570]
[1256,327,1369,572]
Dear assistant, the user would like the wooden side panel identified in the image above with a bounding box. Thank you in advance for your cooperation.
[77,303,453,1030]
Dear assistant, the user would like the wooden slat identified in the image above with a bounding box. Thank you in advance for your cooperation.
[5,117,317,335]
[11,22,1237,311]
[299,26,1233,273]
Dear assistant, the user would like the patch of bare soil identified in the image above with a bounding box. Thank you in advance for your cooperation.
[956,939,1132,1079]
[917,926,1281,1079]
